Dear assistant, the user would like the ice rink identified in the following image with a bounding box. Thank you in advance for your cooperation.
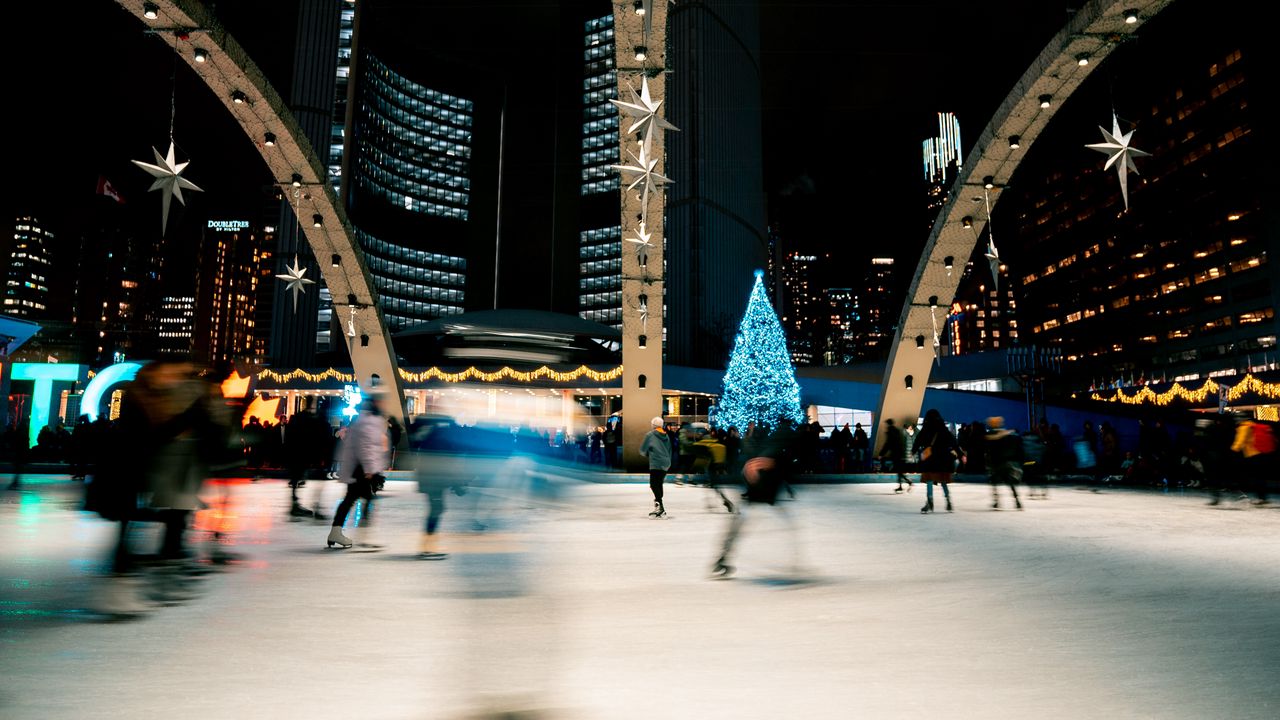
[2,475,1277,719]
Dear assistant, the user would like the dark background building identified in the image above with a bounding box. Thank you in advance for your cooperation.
[1002,0,1279,389]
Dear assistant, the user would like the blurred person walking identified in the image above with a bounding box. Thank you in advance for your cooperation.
[326,393,391,549]
[878,418,912,493]
[985,417,1023,510]
[915,409,961,513]
[1230,412,1274,506]
[640,416,672,517]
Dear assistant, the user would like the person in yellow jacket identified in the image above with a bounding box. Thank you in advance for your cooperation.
[1230,414,1273,506]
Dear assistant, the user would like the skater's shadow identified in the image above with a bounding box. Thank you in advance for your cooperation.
[747,574,825,590]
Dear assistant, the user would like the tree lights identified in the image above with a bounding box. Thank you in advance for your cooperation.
[715,271,804,432]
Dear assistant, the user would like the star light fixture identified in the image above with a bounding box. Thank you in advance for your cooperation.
[610,143,672,223]
[1086,112,1151,210]
[131,141,204,234]
[276,255,316,311]
[610,75,679,151]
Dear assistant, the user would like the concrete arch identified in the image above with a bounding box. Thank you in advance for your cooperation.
[115,0,406,419]
[874,0,1175,445]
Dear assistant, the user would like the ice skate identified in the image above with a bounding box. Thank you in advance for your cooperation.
[326,527,352,549]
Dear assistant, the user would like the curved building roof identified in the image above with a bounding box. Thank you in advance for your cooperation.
[394,309,621,366]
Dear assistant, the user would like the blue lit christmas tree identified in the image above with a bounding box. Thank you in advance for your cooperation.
[715,270,804,432]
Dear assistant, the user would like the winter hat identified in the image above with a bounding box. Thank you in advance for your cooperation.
[651,416,665,427]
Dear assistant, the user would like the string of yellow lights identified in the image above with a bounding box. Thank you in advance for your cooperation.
[256,365,625,385]
[1088,373,1280,406]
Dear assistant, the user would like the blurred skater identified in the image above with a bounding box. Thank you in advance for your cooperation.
[640,416,672,517]
[985,417,1023,510]
[878,418,912,493]
[915,409,960,513]
[326,393,390,550]
[711,417,802,579]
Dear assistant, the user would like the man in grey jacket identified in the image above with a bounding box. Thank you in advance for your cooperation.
[640,416,673,517]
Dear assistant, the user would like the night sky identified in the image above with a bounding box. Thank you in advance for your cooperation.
[5,0,1071,304]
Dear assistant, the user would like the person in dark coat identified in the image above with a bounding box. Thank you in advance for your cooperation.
[915,409,961,513]
[985,417,1023,510]
[711,417,803,578]
[878,418,912,492]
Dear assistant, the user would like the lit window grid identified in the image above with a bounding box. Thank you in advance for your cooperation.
[365,56,473,115]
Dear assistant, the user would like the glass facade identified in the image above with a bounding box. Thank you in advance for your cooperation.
[578,225,622,328]
[354,227,466,331]
[328,3,355,193]
[579,14,622,328]
[353,55,473,220]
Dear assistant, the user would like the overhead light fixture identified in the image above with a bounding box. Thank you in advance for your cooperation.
[944,256,954,270]
[634,0,645,15]
[263,132,276,147]
[1076,53,1090,67]
[905,375,914,391]
[1039,94,1052,109]
[1123,8,1139,24]
[983,176,995,189]
[143,3,159,19]
[331,254,341,267]
[962,216,973,229]
[231,90,247,104]
[929,295,938,308]
[1008,135,1021,149]
[634,45,647,62]
[194,47,209,63]
[915,335,925,350]
[291,173,303,188]
[312,214,323,228]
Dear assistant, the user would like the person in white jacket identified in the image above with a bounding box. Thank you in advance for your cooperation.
[326,394,391,549]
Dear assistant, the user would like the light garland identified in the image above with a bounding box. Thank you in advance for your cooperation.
[1089,373,1280,406]
[256,365,625,385]
[398,365,624,384]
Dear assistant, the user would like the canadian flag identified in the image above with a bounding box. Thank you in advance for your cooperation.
[95,175,125,204]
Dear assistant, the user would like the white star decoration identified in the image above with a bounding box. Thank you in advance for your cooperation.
[276,255,315,311]
[610,76,679,152]
[626,222,654,269]
[611,144,672,222]
[984,241,1003,293]
[1086,113,1150,210]
[131,141,203,234]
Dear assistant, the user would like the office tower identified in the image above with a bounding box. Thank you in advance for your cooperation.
[664,0,767,368]
[778,250,827,366]
[923,111,962,229]
[156,295,197,356]
[196,220,267,365]
[577,12,623,329]
[854,258,895,361]
[5,217,53,319]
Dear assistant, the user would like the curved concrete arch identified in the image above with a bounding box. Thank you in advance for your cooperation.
[874,0,1175,446]
[115,0,406,420]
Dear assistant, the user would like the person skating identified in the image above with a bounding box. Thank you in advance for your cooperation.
[878,418,912,492]
[711,417,802,578]
[915,409,961,513]
[640,416,673,517]
[326,393,391,549]
[985,417,1023,510]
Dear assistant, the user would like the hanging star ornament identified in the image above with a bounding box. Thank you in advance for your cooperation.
[1085,113,1150,210]
[131,141,204,234]
[984,240,1002,292]
[276,255,316,311]
[611,144,672,222]
[610,75,679,152]
[626,221,654,269]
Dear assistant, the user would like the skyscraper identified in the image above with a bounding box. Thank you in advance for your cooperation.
[577,13,623,329]
[4,217,53,319]
[196,220,268,365]
[664,0,767,368]
[853,258,896,361]
[923,111,962,229]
